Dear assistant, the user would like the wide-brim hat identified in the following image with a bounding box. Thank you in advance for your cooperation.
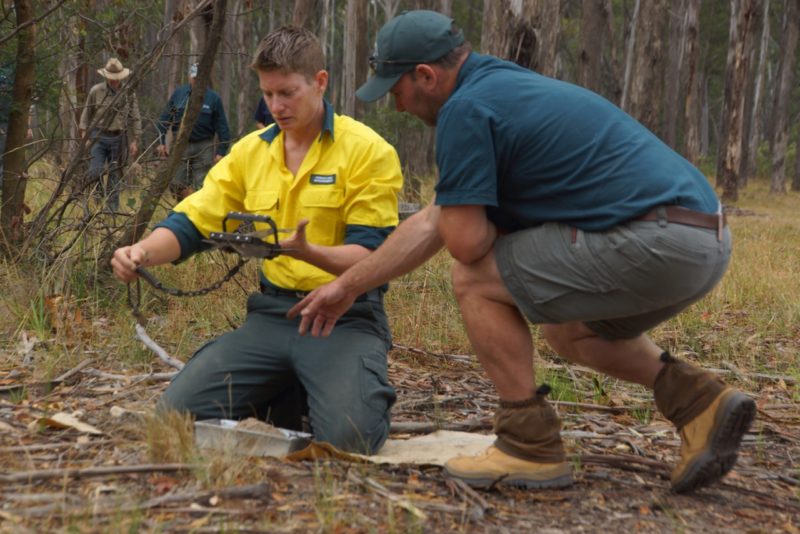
[98,57,130,80]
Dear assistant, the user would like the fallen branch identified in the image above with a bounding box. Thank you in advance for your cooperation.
[82,368,177,383]
[348,470,428,520]
[445,477,493,521]
[139,482,271,509]
[0,463,197,483]
[135,324,185,370]
[390,418,491,434]
[53,359,93,383]
[391,343,472,363]
[579,453,670,479]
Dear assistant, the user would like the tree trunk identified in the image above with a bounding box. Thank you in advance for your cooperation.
[663,0,687,149]
[1,0,35,249]
[108,0,228,260]
[578,0,611,95]
[533,0,561,77]
[793,130,800,191]
[768,0,799,194]
[293,0,317,28]
[718,0,760,203]
[481,0,540,71]
[738,0,766,186]
[744,0,770,181]
[682,0,702,164]
[620,0,641,111]
[57,11,80,167]
[343,0,367,119]
[624,0,667,136]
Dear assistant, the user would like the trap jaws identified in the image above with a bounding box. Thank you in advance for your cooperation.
[205,211,292,259]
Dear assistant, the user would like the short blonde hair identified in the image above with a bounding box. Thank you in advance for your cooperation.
[251,26,325,80]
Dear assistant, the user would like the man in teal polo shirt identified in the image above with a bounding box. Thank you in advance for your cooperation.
[289,10,754,493]
[156,62,232,200]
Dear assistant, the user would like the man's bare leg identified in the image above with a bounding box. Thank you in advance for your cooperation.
[447,249,572,489]
[450,249,536,401]
[541,322,664,387]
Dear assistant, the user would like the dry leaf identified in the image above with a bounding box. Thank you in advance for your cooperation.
[35,412,102,435]
[0,420,18,433]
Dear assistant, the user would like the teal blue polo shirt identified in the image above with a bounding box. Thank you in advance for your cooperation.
[434,53,719,232]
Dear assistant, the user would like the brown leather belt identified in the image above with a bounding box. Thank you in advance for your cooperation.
[569,205,727,244]
[635,206,726,230]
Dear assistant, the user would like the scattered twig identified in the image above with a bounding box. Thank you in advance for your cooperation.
[53,359,93,383]
[392,343,473,363]
[445,477,493,521]
[579,453,671,479]
[0,439,112,454]
[82,368,177,383]
[390,417,491,434]
[139,482,271,509]
[135,324,185,370]
[348,470,427,520]
[0,463,197,483]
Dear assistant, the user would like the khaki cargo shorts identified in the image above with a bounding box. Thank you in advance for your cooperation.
[495,220,732,340]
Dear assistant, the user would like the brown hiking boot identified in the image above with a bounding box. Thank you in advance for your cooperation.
[654,352,755,493]
[671,387,755,493]
[444,385,572,489]
[444,445,573,489]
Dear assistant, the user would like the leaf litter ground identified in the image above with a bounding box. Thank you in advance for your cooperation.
[0,343,798,532]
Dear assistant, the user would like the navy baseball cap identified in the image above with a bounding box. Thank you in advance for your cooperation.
[356,10,464,102]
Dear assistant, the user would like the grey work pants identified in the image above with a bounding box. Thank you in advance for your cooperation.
[159,291,396,454]
[88,130,124,210]
[172,139,214,191]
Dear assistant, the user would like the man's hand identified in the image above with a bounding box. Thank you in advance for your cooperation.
[155,144,169,158]
[287,280,357,337]
[129,140,139,158]
[278,219,310,258]
[110,244,149,283]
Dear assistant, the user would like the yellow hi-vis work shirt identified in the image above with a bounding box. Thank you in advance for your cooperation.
[164,102,403,291]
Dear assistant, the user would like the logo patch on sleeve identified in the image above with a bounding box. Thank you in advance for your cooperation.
[310,174,336,185]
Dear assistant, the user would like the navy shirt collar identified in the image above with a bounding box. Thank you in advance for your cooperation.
[259,98,335,144]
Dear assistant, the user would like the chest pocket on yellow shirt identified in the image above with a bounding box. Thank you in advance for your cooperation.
[243,190,280,232]
[299,188,344,246]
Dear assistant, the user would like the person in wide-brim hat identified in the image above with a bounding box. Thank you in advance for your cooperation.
[98,58,130,81]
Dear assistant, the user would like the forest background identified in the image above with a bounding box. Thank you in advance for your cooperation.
[0,1,799,531]
[1,0,799,255]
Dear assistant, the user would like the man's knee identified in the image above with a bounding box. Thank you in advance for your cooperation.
[542,322,592,362]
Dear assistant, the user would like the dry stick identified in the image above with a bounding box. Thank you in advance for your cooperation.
[53,359,93,383]
[391,343,472,363]
[579,453,671,479]
[137,482,271,509]
[0,440,113,454]
[82,368,177,383]
[445,477,493,521]
[347,471,428,520]
[390,418,490,434]
[135,324,185,370]
[0,463,197,483]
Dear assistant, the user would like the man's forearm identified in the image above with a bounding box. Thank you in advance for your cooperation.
[336,204,444,295]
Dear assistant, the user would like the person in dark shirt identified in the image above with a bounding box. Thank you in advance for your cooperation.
[253,96,274,129]
[156,62,231,200]
[290,10,753,495]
